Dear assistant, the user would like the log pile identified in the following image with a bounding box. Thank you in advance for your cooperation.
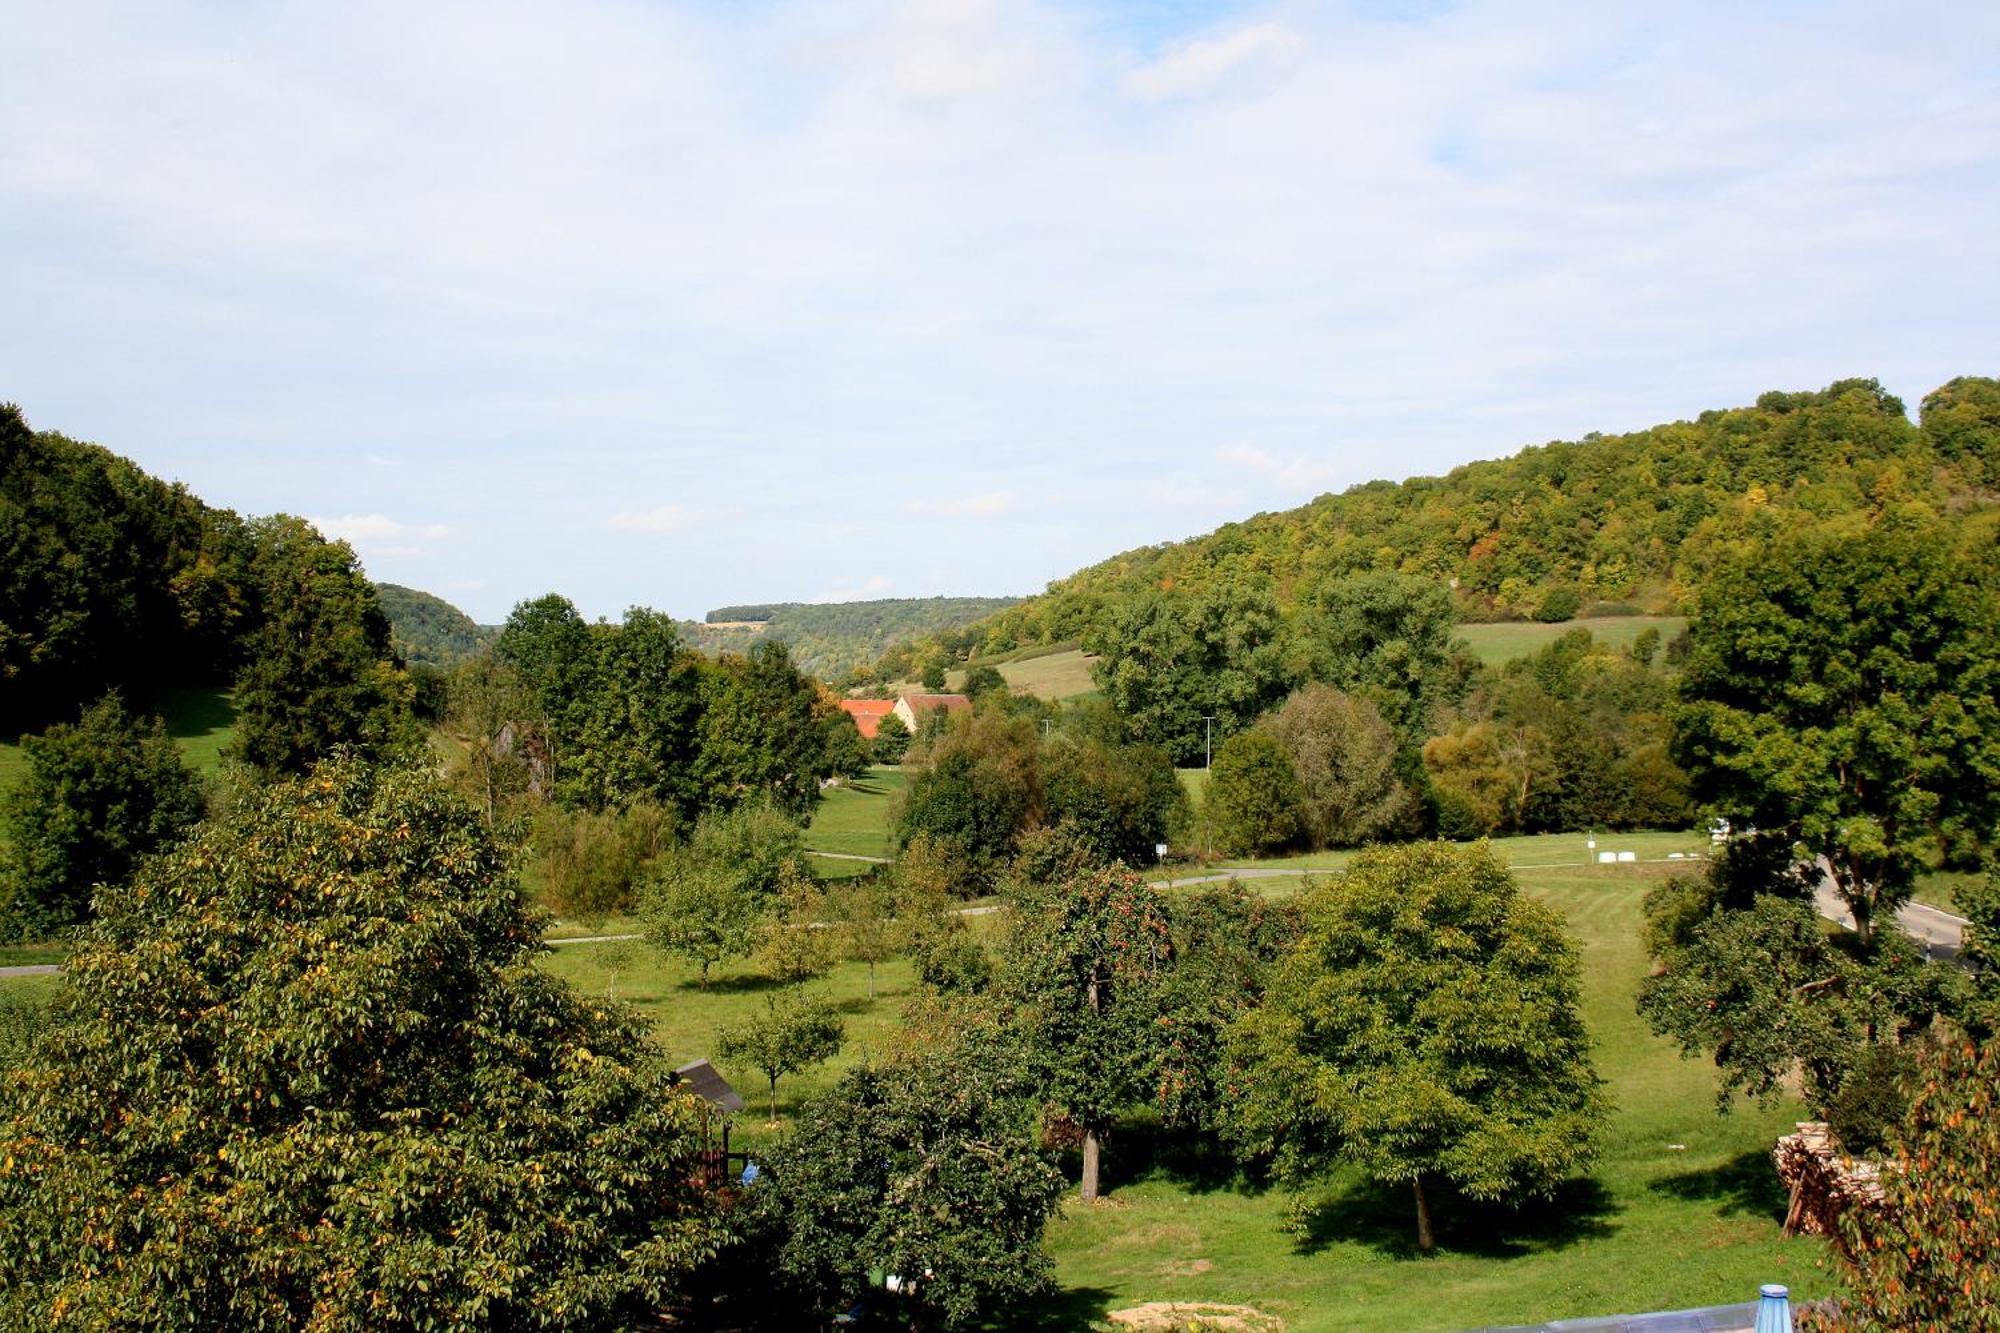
[1774,1121,1885,1239]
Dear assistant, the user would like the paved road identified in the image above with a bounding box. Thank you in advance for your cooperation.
[0,964,60,978]
[1814,880,1966,961]
[807,851,891,864]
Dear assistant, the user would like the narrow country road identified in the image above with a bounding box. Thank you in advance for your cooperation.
[1814,879,1966,961]
[0,964,59,978]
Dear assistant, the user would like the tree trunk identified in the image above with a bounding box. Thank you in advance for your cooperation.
[769,1077,779,1123]
[1081,1126,1102,1203]
[868,959,876,1001]
[1413,1175,1436,1254]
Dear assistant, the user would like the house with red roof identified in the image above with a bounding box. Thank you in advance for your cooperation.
[837,698,897,740]
[892,692,971,732]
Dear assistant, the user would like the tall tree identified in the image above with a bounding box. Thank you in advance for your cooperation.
[1264,684,1408,848]
[229,515,412,776]
[1204,730,1307,856]
[755,1045,1067,1330]
[1672,513,2000,944]
[0,693,206,936]
[1086,577,1293,765]
[1225,842,1608,1252]
[999,865,1175,1201]
[0,760,725,1328]
[1287,571,1460,741]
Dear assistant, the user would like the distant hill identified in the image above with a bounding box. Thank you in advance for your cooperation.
[868,376,2000,672]
[681,596,1021,681]
[374,584,496,669]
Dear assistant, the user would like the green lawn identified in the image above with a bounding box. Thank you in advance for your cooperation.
[1910,869,1978,916]
[0,686,236,803]
[1456,616,1687,668]
[1217,828,1712,875]
[1034,856,1827,1331]
[806,765,906,860]
[538,942,935,1147]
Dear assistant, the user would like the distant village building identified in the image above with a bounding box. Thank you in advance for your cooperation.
[892,692,971,732]
[838,698,897,740]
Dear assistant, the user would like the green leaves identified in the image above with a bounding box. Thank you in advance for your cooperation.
[0,692,206,937]
[0,759,726,1329]
[1224,843,1609,1245]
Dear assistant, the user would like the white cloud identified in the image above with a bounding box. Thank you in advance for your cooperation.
[1215,443,1347,494]
[904,490,1016,518]
[812,574,895,603]
[309,513,451,544]
[1120,22,1304,102]
[607,504,693,534]
[606,504,746,535]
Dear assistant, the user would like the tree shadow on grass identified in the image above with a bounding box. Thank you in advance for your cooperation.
[1098,1118,1271,1198]
[687,973,789,996]
[1004,1284,1119,1332]
[1294,1175,1621,1260]
[1648,1150,1789,1223]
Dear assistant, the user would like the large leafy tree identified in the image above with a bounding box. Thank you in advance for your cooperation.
[1040,730,1186,866]
[1264,684,1408,848]
[1204,730,1306,856]
[229,515,414,776]
[1086,577,1292,765]
[894,709,1043,875]
[753,1045,1067,1330]
[1638,839,1966,1148]
[999,865,1176,1201]
[1225,842,1608,1252]
[1672,513,2000,945]
[0,759,726,1328]
[0,693,206,936]
[1288,571,1460,741]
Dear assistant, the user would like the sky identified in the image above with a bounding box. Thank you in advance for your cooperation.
[3,0,1997,624]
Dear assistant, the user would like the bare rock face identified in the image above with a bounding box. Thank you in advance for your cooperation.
[1774,1121,1886,1240]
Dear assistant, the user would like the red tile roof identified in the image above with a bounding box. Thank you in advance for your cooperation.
[838,698,896,739]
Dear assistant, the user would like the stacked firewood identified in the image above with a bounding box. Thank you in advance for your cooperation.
[1773,1121,1885,1240]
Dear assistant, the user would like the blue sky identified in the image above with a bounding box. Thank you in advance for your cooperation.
[4,1,1996,623]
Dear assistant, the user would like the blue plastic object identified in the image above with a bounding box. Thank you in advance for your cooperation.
[1753,1283,1792,1333]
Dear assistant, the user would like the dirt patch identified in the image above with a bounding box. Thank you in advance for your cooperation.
[1156,1257,1214,1278]
[1108,1301,1282,1331]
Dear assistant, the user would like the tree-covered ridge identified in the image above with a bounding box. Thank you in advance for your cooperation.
[683,596,1021,679]
[0,405,407,736]
[374,581,496,669]
[915,377,2000,660]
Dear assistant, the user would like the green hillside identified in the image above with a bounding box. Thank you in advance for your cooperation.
[871,377,2000,671]
[374,582,495,669]
[682,595,1020,680]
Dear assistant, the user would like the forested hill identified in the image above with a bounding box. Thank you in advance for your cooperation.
[374,583,496,669]
[681,596,1020,680]
[1,404,399,734]
[941,377,2000,659]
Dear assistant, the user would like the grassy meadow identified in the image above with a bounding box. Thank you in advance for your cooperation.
[805,765,905,859]
[1455,615,1687,667]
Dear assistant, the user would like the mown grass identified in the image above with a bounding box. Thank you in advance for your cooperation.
[1216,828,1712,875]
[1033,857,1828,1331]
[1456,615,1687,667]
[806,766,905,860]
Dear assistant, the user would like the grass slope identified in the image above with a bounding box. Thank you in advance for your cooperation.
[805,766,906,860]
[1455,616,1687,667]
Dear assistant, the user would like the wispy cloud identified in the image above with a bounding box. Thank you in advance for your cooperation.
[812,574,895,603]
[4,1,1996,620]
[1120,22,1304,102]
[606,504,745,534]
[309,513,451,544]
[1215,443,1348,494]
[904,490,1016,518]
